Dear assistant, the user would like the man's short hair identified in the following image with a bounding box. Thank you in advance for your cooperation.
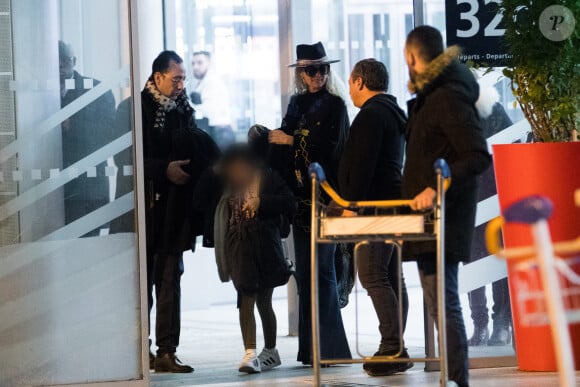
[152,50,183,75]
[192,51,211,59]
[351,59,389,92]
[406,26,444,62]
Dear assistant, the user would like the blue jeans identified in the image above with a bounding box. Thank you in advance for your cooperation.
[293,227,351,363]
[357,242,409,353]
[418,257,469,387]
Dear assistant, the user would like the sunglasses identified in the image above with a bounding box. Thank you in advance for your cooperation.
[302,65,330,77]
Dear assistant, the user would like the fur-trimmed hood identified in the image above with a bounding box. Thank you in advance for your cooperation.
[408,46,462,94]
[407,45,480,109]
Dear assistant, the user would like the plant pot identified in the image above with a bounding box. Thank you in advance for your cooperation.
[493,142,580,371]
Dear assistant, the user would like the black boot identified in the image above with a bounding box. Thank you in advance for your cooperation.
[363,349,414,377]
[154,353,194,373]
[467,325,489,346]
[488,323,511,346]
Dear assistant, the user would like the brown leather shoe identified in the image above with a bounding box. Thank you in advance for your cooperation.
[154,353,194,373]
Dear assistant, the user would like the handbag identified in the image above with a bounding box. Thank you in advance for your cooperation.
[335,243,355,308]
[253,218,292,289]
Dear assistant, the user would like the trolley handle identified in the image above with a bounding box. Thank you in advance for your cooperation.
[434,158,451,179]
[308,158,451,210]
[486,196,555,258]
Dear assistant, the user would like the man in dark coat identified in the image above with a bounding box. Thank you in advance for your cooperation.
[59,40,116,235]
[403,26,491,387]
[142,51,220,373]
[338,59,411,376]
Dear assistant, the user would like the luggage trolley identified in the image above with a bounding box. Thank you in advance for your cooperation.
[308,159,452,387]
[486,195,580,387]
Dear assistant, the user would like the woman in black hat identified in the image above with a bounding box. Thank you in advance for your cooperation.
[268,42,351,364]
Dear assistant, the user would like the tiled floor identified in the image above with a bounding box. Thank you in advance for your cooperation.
[149,294,572,386]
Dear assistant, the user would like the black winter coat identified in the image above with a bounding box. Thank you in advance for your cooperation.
[192,167,297,247]
[271,89,349,229]
[61,71,116,224]
[403,47,491,263]
[339,94,406,201]
[142,90,220,254]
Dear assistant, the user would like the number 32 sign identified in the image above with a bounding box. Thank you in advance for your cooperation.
[445,0,511,67]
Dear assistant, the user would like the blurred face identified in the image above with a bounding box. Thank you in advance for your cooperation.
[192,54,210,79]
[154,60,186,100]
[225,159,255,189]
[59,55,76,81]
[348,74,364,108]
[300,65,329,93]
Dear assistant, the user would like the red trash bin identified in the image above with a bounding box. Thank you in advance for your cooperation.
[493,142,580,371]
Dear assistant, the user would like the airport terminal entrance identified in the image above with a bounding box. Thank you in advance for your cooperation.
[0,1,531,385]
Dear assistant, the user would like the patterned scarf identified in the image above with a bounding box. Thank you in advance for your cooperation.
[144,79,193,130]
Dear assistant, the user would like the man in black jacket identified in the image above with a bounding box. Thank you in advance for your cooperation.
[142,51,220,373]
[403,26,491,387]
[59,40,116,235]
[338,59,411,376]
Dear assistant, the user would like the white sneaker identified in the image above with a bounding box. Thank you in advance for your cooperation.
[258,348,281,371]
[239,349,261,373]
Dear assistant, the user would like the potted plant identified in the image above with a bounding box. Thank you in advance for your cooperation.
[501,0,579,142]
[492,0,580,372]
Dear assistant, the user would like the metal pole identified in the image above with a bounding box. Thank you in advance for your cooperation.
[128,0,150,382]
[413,0,425,27]
[285,229,299,336]
[277,0,293,119]
[353,241,369,358]
[532,220,576,387]
[394,241,405,355]
[436,172,448,386]
[311,176,321,387]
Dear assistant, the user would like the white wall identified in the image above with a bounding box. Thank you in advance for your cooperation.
[136,0,165,86]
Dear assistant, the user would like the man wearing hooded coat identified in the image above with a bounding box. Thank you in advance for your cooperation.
[403,26,491,387]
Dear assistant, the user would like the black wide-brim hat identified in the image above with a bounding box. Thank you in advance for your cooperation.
[288,41,340,67]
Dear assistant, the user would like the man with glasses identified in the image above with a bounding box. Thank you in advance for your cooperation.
[142,50,220,373]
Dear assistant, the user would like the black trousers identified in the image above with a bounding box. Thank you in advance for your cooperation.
[357,243,409,353]
[468,278,511,328]
[147,251,184,355]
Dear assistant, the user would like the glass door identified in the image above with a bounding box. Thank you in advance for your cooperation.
[286,0,520,369]
[0,0,148,385]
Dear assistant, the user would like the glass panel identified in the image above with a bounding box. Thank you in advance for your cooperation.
[423,0,526,361]
[0,0,144,385]
[291,0,523,364]
[288,0,415,355]
[165,0,281,149]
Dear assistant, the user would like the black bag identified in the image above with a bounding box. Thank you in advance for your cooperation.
[255,219,293,289]
[225,218,292,294]
[335,243,355,308]
[225,222,261,294]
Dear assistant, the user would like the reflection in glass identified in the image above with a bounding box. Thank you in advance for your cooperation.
[0,0,142,385]
[171,0,281,144]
